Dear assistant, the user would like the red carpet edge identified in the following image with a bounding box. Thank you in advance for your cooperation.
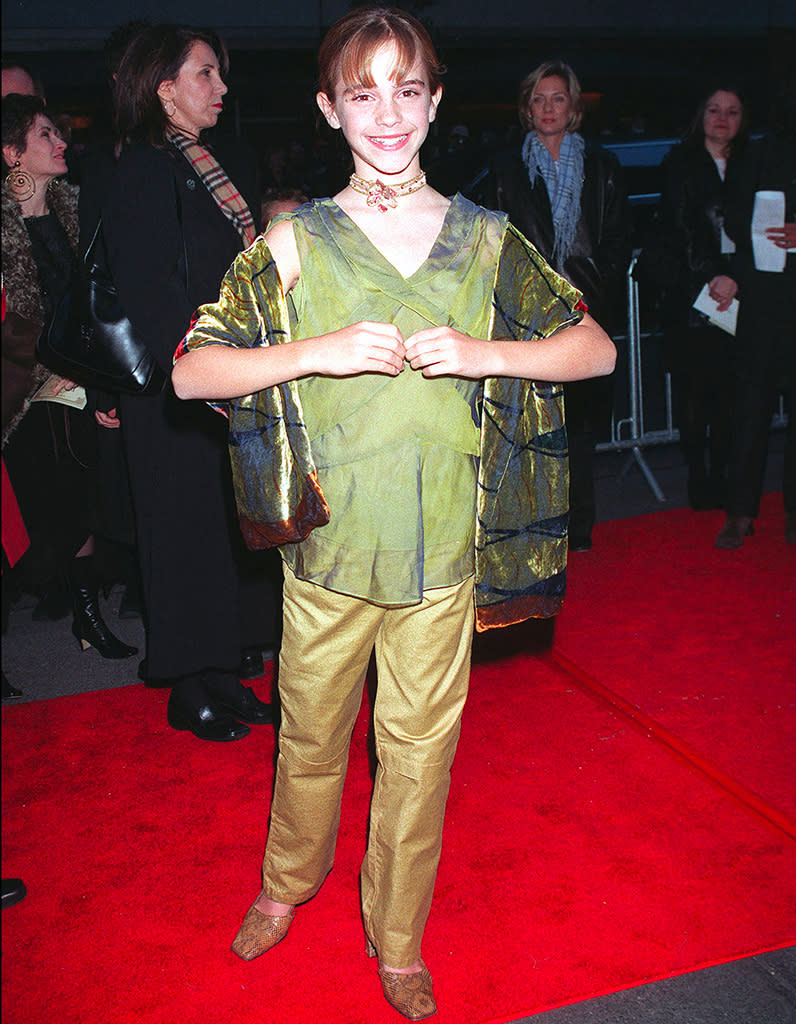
[477,938,796,1024]
[543,649,796,843]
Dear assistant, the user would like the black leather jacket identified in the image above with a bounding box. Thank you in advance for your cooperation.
[485,143,632,332]
[644,143,739,330]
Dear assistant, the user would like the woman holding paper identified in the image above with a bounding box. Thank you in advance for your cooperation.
[653,85,748,511]
[715,78,796,549]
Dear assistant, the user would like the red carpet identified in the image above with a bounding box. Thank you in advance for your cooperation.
[553,491,796,827]
[3,493,796,1024]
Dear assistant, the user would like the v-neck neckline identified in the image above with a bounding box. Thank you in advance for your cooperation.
[322,193,468,282]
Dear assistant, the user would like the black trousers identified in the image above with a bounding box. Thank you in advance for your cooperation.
[726,271,795,520]
[668,324,735,485]
[565,376,614,541]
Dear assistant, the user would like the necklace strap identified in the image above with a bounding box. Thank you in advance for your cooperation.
[349,172,427,212]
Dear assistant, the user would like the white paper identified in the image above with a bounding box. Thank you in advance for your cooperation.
[751,190,786,272]
[693,283,738,336]
[30,376,87,409]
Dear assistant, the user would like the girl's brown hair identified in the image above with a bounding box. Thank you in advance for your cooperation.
[318,6,444,100]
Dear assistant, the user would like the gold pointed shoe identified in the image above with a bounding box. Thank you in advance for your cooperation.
[378,962,437,1020]
[231,899,294,961]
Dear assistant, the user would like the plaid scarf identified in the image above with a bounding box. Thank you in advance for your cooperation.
[521,131,584,271]
[167,131,256,248]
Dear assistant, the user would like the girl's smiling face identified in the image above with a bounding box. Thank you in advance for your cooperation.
[317,43,441,182]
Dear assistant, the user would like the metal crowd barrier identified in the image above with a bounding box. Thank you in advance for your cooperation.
[595,253,786,503]
[593,253,673,500]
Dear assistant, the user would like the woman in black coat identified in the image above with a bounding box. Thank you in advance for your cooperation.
[715,80,796,548]
[102,24,275,740]
[488,60,630,550]
[651,85,748,510]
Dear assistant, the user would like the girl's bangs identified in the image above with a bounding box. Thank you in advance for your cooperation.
[338,25,420,90]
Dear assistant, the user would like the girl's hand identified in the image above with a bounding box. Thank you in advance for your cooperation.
[404,326,491,379]
[314,321,406,377]
[766,221,796,249]
[707,274,738,312]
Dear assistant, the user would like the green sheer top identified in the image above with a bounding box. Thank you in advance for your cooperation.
[279,195,504,605]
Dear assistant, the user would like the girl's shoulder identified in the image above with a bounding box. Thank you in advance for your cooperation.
[262,214,303,293]
[452,192,510,233]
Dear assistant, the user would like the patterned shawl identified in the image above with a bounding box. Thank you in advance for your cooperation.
[167,131,256,247]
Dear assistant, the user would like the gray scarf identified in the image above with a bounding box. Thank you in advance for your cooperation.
[521,131,585,270]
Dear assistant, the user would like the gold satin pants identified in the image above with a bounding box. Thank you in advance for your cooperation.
[261,566,475,967]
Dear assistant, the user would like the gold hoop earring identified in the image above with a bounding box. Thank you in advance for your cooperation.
[5,161,36,202]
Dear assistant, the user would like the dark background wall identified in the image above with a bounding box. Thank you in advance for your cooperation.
[3,1,794,166]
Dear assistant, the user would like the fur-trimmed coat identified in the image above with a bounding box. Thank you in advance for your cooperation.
[1,178,80,444]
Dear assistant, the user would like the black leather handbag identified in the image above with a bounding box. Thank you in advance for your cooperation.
[38,219,166,395]
[38,181,187,395]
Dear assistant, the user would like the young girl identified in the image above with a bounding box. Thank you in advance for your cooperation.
[172,7,615,1019]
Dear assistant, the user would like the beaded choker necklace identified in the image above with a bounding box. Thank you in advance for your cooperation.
[349,171,427,212]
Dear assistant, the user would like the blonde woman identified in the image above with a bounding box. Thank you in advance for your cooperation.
[490,59,631,550]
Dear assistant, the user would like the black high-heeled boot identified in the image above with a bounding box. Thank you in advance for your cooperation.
[69,557,138,659]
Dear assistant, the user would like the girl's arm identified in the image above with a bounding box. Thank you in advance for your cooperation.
[172,219,405,400]
[403,312,616,383]
[173,321,406,399]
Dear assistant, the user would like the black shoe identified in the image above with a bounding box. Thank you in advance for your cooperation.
[2,879,27,909]
[715,515,754,550]
[239,646,265,680]
[166,691,251,742]
[205,670,273,725]
[69,558,137,660]
[568,534,592,552]
[215,685,273,725]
